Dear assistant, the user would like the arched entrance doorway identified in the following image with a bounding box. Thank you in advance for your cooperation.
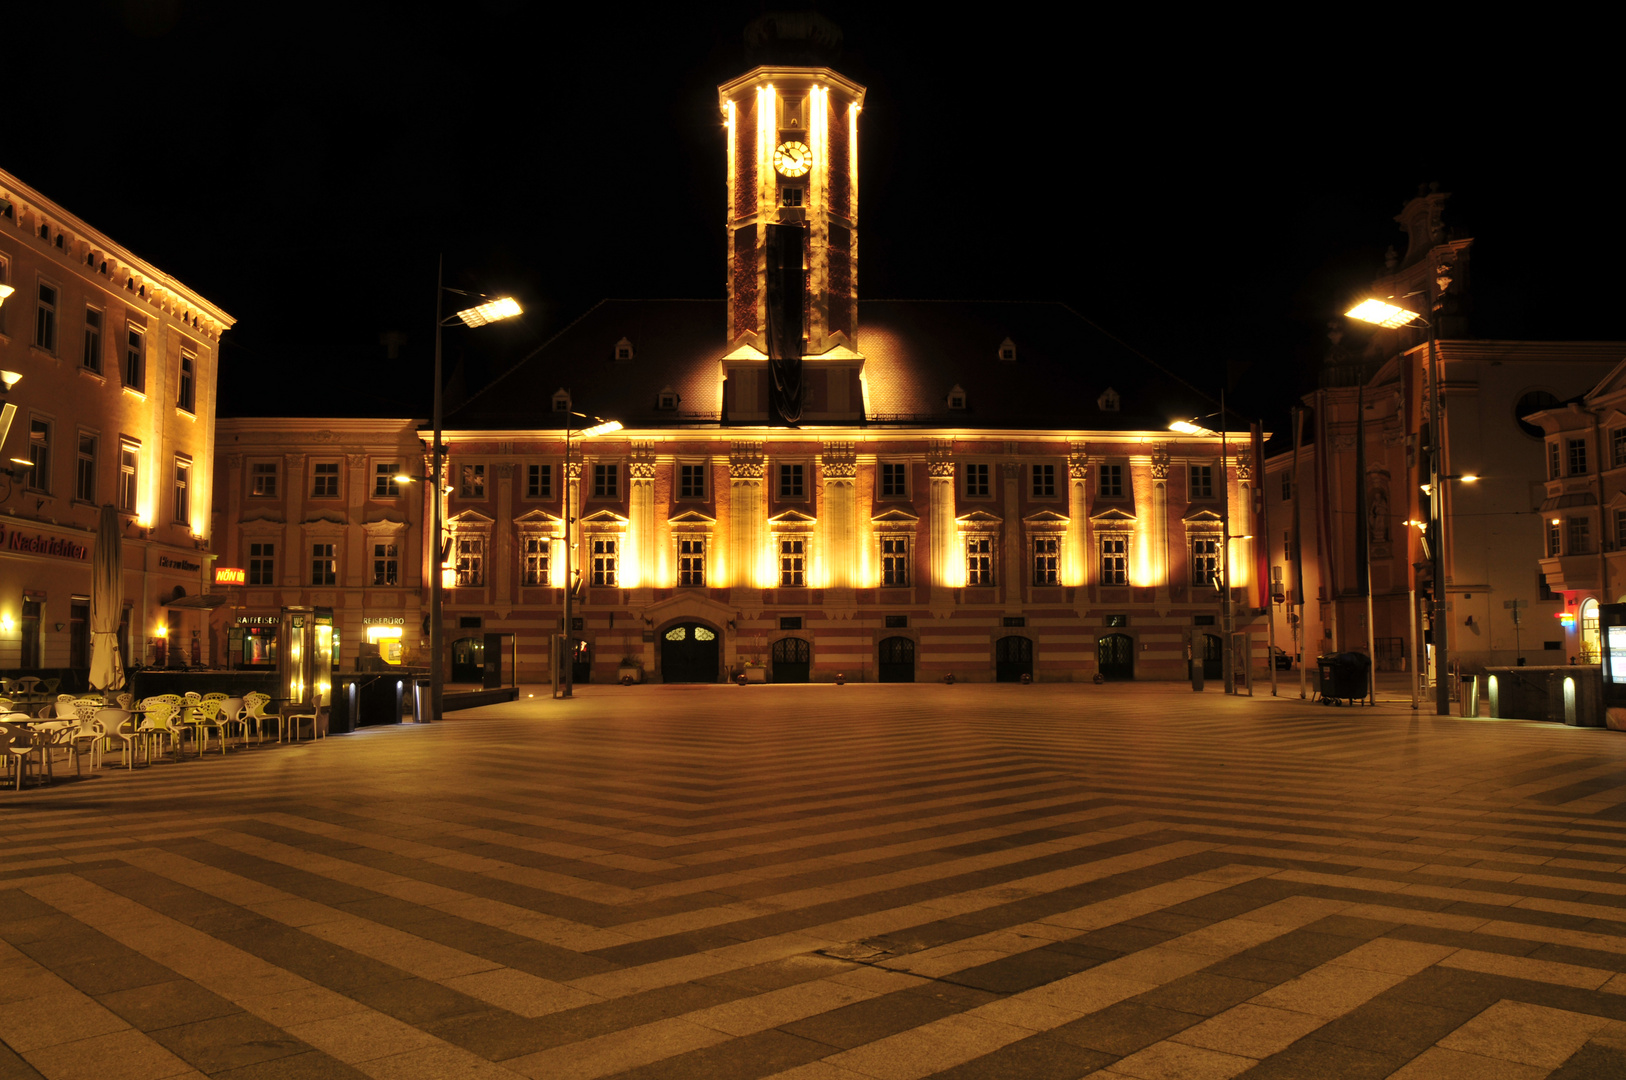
[1581,598,1601,663]
[995,636,1033,682]
[772,637,811,682]
[451,637,484,683]
[661,622,720,683]
[878,636,915,682]
[1202,633,1223,680]
[1098,633,1134,680]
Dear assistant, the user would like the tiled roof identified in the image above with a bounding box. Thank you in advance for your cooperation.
[445,298,1216,432]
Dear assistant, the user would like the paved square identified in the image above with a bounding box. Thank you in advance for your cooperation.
[8,683,1626,1079]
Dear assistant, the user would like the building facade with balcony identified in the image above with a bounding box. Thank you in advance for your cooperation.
[0,167,234,678]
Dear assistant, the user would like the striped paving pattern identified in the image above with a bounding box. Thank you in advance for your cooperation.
[6,683,1626,1079]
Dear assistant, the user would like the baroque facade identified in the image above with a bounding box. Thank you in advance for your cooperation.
[0,167,234,675]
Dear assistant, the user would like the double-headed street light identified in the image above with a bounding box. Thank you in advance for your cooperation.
[429,262,521,722]
[558,411,622,699]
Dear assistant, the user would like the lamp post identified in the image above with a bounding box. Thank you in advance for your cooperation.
[429,261,521,722]
[1170,398,1237,693]
[558,412,622,699]
[1345,296,1467,714]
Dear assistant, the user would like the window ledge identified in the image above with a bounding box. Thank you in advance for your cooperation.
[29,345,58,362]
[78,366,106,384]
[176,407,196,421]
[122,386,147,401]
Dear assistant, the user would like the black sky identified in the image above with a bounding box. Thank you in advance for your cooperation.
[10,3,1621,431]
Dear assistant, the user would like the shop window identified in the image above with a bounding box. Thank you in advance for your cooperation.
[679,537,706,586]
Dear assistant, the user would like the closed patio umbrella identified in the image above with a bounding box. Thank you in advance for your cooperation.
[88,503,124,692]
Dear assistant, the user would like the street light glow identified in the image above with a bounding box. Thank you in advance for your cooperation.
[1346,298,1421,329]
[581,420,623,438]
[1168,419,1205,435]
[454,296,522,327]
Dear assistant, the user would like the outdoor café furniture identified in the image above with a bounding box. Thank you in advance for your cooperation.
[14,677,43,705]
[136,698,185,762]
[243,693,285,742]
[2,716,51,790]
[64,714,106,773]
[286,704,327,742]
[42,678,60,696]
[100,709,143,769]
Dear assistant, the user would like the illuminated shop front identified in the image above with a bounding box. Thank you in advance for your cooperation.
[363,616,406,664]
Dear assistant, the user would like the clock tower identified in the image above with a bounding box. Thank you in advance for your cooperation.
[719,41,865,417]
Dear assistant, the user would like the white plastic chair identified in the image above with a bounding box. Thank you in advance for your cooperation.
[100,708,144,769]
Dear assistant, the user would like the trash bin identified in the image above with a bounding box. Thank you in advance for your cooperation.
[1458,673,1480,717]
[1316,652,1371,705]
[411,677,433,723]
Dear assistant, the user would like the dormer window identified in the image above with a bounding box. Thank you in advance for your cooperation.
[614,337,633,361]
[947,384,967,411]
[552,389,571,413]
[997,337,1016,363]
[1097,387,1120,412]
[656,386,679,410]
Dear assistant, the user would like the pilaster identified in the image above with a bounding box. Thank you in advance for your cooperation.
[928,440,955,602]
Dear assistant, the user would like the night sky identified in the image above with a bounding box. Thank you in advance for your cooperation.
[10,4,1620,435]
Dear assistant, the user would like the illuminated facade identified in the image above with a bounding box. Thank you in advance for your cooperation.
[207,419,426,672]
[418,56,1273,685]
[0,167,234,675]
[1291,189,1622,676]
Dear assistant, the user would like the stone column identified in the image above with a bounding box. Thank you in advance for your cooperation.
[1067,445,1088,589]
[729,441,764,591]
[1235,449,1255,605]
[566,460,582,598]
[928,440,955,600]
[821,440,856,589]
[1151,443,1171,598]
[629,442,657,595]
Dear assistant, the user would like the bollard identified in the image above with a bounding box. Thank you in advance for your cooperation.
[1191,659,1204,692]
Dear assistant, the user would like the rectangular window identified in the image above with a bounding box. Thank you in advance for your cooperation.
[1614,429,1626,469]
[1549,441,1561,480]
[83,307,102,372]
[1031,463,1056,498]
[679,537,706,586]
[251,462,278,497]
[966,536,994,586]
[124,323,145,391]
[526,463,552,499]
[1192,536,1220,586]
[1547,519,1562,558]
[372,543,398,586]
[27,418,50,492]
[118,442,138,512]
[459,463,485,498]
[1283,529,1297,563]
[36,282,57,352]
[1568,516,1590,556]
[374,464,400,498]
[965,463,990,498]
[522,537,551,586]
[178,351,196,412]
[781,186,803,207]
[1033,536,1059,585]
[880,462,908,499]
[1190,464,1213,499]
[1568,438,1588,476]
[1281,471,1292,500]
[1101,536,1128,585]
[456,536,485,587]
[778,463,804,499]
[778,538,806,586]
[311,542,336,586]
[593,462,618,499]
[1100,463,1124,498]
[592,538,618,586]
[249,542,275,586]
[679,463,706,499]
[881,536,910,587]
[174,458,192,525]
[0,255,8,335]
[312,462,339,497]
[75,433,96,502]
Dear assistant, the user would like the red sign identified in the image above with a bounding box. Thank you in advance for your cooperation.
[215,567,247,585]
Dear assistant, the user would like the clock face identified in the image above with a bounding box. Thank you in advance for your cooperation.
[773,141,812,177]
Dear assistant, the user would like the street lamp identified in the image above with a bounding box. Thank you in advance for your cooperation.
[1170,399,1237,694]
[558,411,622,699]
[429,261,521,722]
[1346,293,1455,713]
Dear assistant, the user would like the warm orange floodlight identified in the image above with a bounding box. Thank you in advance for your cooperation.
[581,419,623,438]
[1345,298,1421,329]
[454,297,522,327]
